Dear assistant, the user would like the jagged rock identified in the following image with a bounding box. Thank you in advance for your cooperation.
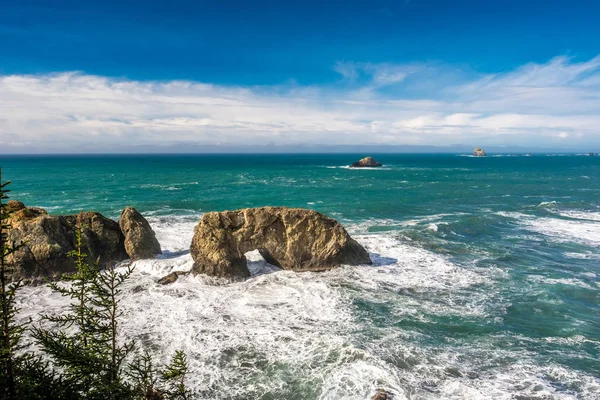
[473,147,486,157]
[190,207,372,279]
[350,156,383,168]
[119,206,161,260]
[157,270,189,285]
[371,390,393,400]
[5,200,25,212]
[6,204,128,280]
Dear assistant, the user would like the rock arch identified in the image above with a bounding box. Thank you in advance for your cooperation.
[190,207,372,279]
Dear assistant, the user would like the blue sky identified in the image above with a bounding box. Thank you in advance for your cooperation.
[1,0,600,152]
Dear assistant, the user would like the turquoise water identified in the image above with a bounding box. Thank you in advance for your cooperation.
[2,154,600,399]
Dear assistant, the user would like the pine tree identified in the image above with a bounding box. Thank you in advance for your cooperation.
[33,217,191,399]
[33,216,136,398]
[0,168,26,400]
[160,351,191,400]
[128,350,191,400]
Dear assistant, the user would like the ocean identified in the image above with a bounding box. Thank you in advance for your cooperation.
[1,153,599,399]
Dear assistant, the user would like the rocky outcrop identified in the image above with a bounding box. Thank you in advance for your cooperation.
[6,207,128,279]
[119,206,161,260]
[5,203,162,280]
[473,147,486,157]
[350,156,382,168]
[190,207,372,279]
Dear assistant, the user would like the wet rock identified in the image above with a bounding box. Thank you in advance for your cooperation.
[371,389,394,400]
[157,270,189,285]
[119,206,161,260]
[350,156,383,168]
[190,206,372,279]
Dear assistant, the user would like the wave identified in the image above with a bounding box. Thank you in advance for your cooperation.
[14,213,599,399]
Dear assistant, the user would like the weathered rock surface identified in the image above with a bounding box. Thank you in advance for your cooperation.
[350,156,383,168]
[119,206,161,260]
[6,206,128,279]
[371,389,394,400]
[473,147,487,157]
[190,207,372,279]
[157,270,189,285]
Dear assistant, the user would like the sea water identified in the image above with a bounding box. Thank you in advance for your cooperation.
[1,153,599,399]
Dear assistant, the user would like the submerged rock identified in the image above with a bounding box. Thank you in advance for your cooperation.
[350,156,383,168]
[119,206,161,260]
[6,206,128,280]
[473,147,487,157]
[190,206,372,279]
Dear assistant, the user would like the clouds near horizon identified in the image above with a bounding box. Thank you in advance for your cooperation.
[1,55,599,153]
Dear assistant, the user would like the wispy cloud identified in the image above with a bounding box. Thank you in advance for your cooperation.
[1,56,599,152]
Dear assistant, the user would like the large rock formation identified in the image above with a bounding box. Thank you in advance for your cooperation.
[4,203,161,280]
[119,206,161,260]
[350,156,383,168]
[473,147,486,157]
[190,207,372,279]
[6,205,128,279]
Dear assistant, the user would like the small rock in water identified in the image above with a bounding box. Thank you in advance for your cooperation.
[371,389,394,400]
[350,156,383,168]
[473,147,486,157]
[157,270,189,285]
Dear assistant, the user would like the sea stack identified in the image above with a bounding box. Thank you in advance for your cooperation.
[190,206,372,279]
[6,204,128,280]
[119,206,162,261]
[473,147,487,157]
[350,156,382,168]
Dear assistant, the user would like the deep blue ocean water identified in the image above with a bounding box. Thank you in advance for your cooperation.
[1,153,599,399]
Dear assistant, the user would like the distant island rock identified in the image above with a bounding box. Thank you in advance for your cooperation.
[350,156,383,168]
[190,206,372,279]
[5,202,160,281]
[589,152,597,156]
[473,147,487,157]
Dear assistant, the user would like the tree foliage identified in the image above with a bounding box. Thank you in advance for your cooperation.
[0,170,191,399]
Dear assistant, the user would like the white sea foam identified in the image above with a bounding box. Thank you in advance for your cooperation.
[523,217,600,246]
[556,210,600,222]
[14,215,600,399]
[325,165,392,170]
[497,211,600,247]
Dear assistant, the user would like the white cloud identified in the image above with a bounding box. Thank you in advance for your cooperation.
[1,55,600,152]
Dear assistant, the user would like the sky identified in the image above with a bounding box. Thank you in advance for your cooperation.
[1,0,599,153]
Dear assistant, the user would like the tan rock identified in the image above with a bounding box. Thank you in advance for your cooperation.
[119,206,161,261]
[157,270,188,285]
[371,389,393,400]
[473,147,486,157]
[350,156,383,168]
[6,204,128,280]
[190,207,372,279]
